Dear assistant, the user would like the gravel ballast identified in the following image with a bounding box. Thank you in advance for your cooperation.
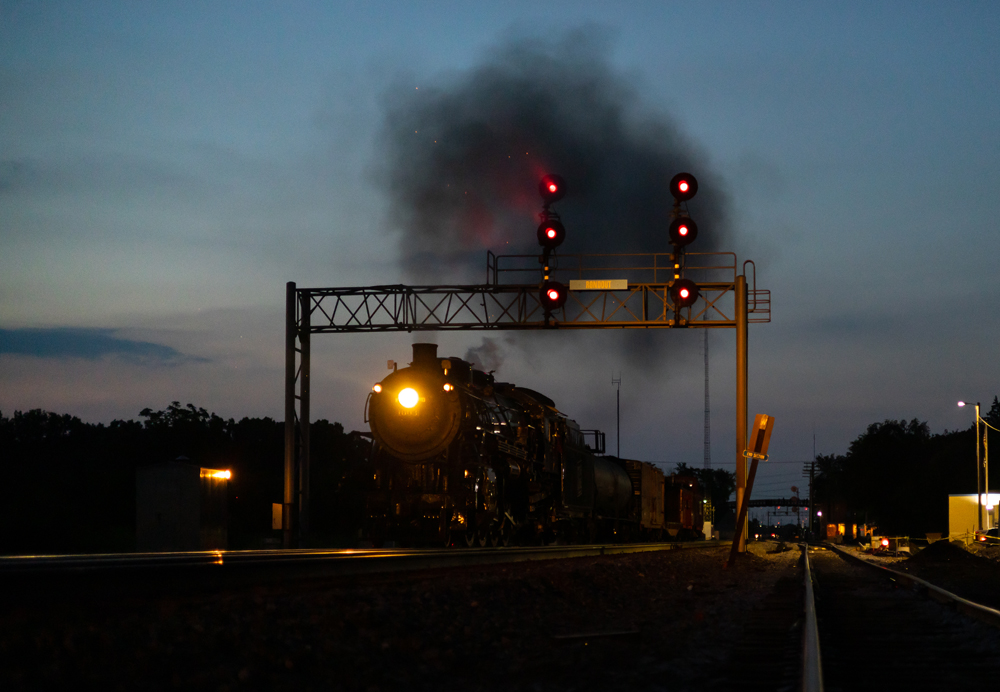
[2,543,801,691]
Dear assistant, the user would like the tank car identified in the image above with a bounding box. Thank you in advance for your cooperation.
[364,343,633,547]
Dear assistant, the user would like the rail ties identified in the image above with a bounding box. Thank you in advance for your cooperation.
[809,545,1000,690]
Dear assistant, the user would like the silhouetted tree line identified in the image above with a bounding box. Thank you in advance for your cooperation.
[0,402,371,555]
[815,397,1000,536]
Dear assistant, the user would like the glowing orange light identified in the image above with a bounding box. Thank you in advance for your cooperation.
[443,383,453,392]
[372,383,382,393]
[547,288,560,301]
[881,538,889,547]
[200,468,232,480]
[398,387,419,408]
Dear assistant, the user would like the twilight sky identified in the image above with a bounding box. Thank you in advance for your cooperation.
[2,1,999,508]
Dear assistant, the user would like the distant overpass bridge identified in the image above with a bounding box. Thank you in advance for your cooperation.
[727,498,809,510]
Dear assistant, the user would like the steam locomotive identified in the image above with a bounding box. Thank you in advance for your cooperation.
[364,343,704,547]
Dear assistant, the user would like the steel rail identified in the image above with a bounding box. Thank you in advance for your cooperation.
[0,540,723,580]
[826,543,1000,628]
[801,544,824,692]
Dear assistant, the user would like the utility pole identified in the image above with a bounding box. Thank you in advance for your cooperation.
[612,374,621,457]
[703,330,711,469]
[977,404,983,532]
[811,432,816,536]
[985,424,990,530]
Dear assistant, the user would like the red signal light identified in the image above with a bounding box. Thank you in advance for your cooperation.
[539,174,567,204]
[540,280,568,311]
[669,172,698,202]
[536,219,565,249]
[669,216,698,246]
[669,279,699,308]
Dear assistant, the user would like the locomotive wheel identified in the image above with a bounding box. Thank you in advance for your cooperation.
[464,530,487,548]
[491,521,511,548]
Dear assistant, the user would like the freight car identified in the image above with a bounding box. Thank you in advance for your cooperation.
[364,343,704,547]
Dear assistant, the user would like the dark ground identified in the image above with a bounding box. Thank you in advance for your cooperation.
[856,538,1000,611]
[0,543,802,692]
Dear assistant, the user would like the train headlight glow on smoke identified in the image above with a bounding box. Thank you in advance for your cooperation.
[398,388,420,408]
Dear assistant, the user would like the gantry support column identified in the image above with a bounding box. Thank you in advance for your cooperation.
[283,282,297,548]
[735,274,748,552]
[298,291,311,544]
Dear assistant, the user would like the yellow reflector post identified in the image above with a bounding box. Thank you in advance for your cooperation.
[398,388,419,408]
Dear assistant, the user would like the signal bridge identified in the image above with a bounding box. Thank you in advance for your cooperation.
[298,251,769,333]
[282,172,770,554]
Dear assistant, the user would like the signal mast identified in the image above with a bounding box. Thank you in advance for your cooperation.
[537,174,568,324]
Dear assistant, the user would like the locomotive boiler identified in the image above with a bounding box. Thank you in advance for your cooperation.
[364,343,702,547]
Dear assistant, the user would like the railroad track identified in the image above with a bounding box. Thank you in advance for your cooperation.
[0,540,719,598]
[800,543,1000,691]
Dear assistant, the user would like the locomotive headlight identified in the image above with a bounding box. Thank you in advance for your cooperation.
[443,383,453,392]
[372,383,382,393]
[398,387,420,408]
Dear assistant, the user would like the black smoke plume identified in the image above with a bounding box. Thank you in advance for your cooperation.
[463,336,507,374]
[377,28,731,282]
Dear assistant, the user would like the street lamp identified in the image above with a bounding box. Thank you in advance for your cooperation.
[959,401,986,532]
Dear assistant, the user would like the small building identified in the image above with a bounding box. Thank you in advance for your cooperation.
[136,460,230,552]
[948,493,999,541]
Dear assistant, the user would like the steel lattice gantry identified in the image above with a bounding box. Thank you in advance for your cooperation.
[282,252,770,547]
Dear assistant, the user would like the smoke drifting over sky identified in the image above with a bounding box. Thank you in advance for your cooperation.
[378,29,730,282]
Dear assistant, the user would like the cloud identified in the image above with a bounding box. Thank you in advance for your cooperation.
[0,327,208,365]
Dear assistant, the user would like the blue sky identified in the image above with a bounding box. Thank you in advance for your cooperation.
[2,1,999,509]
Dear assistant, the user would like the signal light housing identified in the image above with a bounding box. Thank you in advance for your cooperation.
[539,174,566,204]
[669,216,698,247]
[669,279,700,308]
[669,172,698,202]
[540,281,568,311]
[537,219,566,249]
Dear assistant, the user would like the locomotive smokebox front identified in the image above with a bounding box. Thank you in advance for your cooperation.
[368,343,462,462]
